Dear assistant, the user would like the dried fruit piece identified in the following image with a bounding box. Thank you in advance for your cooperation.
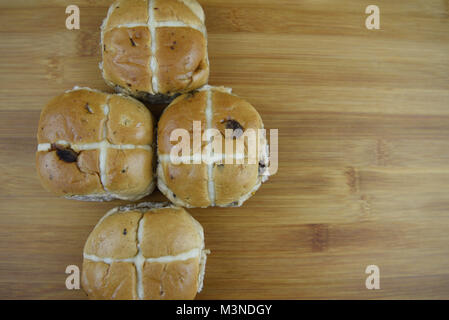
[51,144,79,163]
[224,119,244,139]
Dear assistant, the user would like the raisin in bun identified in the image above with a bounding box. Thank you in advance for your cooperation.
[157,86,270,208]
[82,202,209,300]
[100,0,209,103]
[36,87,155,201]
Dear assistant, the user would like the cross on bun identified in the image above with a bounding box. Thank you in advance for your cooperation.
[100,0,209,103]
[157,86,270,208]
[36,87,156,201]
[82,202,209,300]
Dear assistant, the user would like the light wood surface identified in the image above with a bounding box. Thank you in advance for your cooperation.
[1,0,449,299]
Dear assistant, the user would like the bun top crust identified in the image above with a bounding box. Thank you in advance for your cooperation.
[36,87,155,200]
[155,27,208,95]
[154,0,204,25]
[38,89,154,145]
[38,89,109,144]
[102,26,153,95]
[101,0,209,97]
[140,206,202,257]
[84,204,203,258]
[157,86,269,208]
[82,204,207,300]
[107,95,154,145]
[158,90,208,155]
[85,209,142,259]
[104,0,149,30]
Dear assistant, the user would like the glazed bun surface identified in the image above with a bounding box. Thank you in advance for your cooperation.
[157,86,270,208]
[82,202,209,300]
[36,87,155,201]
[101,0,209,102]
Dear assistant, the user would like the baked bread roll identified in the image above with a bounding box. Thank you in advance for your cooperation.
[100,0,209,103]
[82,202,209,300]
[36,87,155,201]
[157,86,270,208]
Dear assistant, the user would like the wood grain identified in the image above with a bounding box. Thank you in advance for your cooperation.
[0,0,448,299]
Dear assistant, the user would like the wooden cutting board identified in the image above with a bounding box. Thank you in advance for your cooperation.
[1,0,448,299]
